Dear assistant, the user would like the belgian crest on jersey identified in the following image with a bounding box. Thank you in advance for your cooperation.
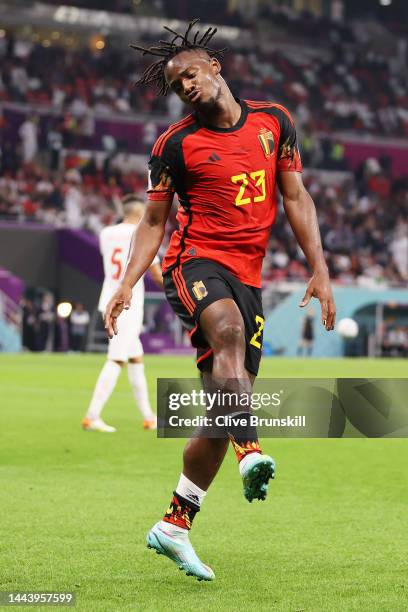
[192,281,208,301]
[258,128,274,159]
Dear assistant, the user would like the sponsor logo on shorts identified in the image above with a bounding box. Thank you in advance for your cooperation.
[192,281,208,301]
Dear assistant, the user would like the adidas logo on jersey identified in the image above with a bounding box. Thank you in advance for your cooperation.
[208,152,221,162]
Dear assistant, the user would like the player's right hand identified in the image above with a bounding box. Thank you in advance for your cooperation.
[104,284,132,339]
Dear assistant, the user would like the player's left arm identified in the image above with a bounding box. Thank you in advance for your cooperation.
[279,171,336,331]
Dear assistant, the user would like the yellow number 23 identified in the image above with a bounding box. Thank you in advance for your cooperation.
[231,169,266,206]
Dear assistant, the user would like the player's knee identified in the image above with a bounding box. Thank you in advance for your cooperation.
[129,356,143,364]
[212,321,245,352]
[112,359,125,368]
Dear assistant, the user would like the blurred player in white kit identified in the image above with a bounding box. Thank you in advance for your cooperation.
[82,194,163,433]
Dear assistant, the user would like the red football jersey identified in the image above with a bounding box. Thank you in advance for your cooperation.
[148,99,302,287]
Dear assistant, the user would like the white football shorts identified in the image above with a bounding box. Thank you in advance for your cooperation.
[106,304,144,361]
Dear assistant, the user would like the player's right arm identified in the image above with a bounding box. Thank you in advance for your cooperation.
[104,197,172,338]
[105,129,181,338]
[104,152,176,338]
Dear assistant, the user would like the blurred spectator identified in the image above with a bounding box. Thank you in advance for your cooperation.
[64,169,84,228]
[69,303,90,352]
[390,218,408,281]
[297,309,315,357]
[37,293,55,351]
[21,299,38,351]
[47,121,64,172]
[18,115,38,164]
[382,325,408,357]
[55,312,70,353]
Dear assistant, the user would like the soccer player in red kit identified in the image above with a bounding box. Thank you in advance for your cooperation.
[105,20,336,581]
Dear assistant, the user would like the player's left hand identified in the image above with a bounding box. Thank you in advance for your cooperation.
[299,269,336,331]
[104,284,132,339]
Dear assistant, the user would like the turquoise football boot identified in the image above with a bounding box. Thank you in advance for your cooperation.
[241,454,276,502]
[147,522,215,581]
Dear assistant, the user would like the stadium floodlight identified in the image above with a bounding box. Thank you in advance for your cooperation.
[57,302,73,318]
[337,318,359,338]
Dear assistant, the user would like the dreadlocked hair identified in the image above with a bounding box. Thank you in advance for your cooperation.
[130,18,228,96]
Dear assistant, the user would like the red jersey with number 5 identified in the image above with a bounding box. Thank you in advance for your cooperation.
[148,99,302,288]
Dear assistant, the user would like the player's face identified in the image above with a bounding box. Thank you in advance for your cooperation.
[165,50,221,109]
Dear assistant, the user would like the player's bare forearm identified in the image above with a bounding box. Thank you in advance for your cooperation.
[104,199,171,338]
[122,219,164,289]
[122,199,171,289]
[279,171,336,330]
[280,172,326,272]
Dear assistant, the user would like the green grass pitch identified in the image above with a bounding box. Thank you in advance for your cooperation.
[1,354,407,611]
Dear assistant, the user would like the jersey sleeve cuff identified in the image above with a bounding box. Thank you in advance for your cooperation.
[277,151,303,173]
[147,190,174,202]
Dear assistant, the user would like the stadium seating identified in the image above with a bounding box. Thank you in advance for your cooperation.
[0,9,407,287]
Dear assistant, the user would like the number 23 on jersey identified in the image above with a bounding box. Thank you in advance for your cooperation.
[231,169,266,206]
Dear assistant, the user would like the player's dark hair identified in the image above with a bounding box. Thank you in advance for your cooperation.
[130,18,227,96]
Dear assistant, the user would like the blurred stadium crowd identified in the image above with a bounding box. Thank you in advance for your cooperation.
[1,14,406,135]
[0,3,407,287]
[21,292,90,352]
[1,145,406,286]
